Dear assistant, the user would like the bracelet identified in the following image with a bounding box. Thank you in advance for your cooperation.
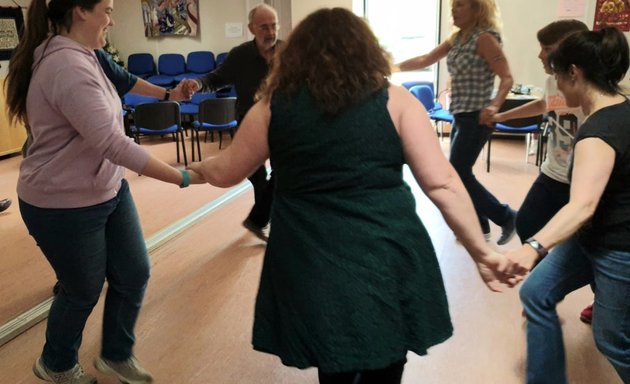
[179,169,190,188]
[162,89,171,101]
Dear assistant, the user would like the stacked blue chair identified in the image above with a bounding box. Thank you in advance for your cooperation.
[402,80,435,96]
[122,94,161,143]
[215,52,229,66]
[127,53,155,79]
[147,53,186,87]
[175,51,215,82]
[409,85,453,138]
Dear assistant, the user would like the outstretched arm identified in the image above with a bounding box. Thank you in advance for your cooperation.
[187,100,270,187]
[388,85,520,291]
[396,41,451,71]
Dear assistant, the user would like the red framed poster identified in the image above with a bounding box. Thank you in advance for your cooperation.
[594,0,630,31]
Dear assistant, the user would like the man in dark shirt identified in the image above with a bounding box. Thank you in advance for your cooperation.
[189,4,282,241]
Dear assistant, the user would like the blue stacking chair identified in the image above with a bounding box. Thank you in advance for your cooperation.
[179,91,218,122]
[191,97,237,159]
[147,53,186,87]
[402,80,435,96]
[486,114,544,172]
[215,52,229,66]
[409,85,453,138]
[132,101,188,165]
[127,53,155,79]
[175,51,215,82]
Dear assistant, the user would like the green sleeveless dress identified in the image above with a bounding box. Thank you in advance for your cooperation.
[252,88,453,373]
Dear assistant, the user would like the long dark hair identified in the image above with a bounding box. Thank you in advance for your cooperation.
[549,27,629,95]
[4,0,101,125]
[258,8,391,115]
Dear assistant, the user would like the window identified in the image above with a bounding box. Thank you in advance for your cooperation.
[355,0,440,86]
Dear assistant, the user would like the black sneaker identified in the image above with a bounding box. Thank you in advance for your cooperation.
[242,219,269,242]
[497,209,517,245]
[0,198,11,213]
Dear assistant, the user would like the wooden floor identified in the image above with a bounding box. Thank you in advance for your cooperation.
[0,135,621,383]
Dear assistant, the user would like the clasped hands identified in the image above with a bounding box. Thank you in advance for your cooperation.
[169,79,201,102]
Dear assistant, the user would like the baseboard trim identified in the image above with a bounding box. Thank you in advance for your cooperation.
[0,181,251,348]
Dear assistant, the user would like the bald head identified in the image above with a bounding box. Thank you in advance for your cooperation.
[248,4,279,54]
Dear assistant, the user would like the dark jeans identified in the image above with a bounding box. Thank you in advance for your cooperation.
[318,360,405,384]
[19,179,150,371]
[246,165,274,228]
[516,173,570,243]
[450,112,512,228]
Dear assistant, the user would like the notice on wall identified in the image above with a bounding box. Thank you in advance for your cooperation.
[225,22,243,38]
[557,0,586,17]
[594,0,630,31]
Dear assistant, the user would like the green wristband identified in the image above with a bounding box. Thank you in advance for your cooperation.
[179,169,190,188]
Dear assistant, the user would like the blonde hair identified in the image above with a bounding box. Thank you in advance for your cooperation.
[449,0,502,42]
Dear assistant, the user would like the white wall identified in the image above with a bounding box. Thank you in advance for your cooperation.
[291,0,352,25]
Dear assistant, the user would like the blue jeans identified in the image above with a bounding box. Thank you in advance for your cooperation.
[520,236,630,383]
[19,179,150,371]
[450,112,512,229]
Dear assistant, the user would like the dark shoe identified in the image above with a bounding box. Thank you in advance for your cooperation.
[33,357,97,384]
[94,357,153,384]
[497,209,517,245]
[579,304,593,324]
[0,198,11,213]
[242,219,268,242]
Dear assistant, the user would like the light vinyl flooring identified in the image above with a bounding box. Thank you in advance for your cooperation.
[0,136,621,383]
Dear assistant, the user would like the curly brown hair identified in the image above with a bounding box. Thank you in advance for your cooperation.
[258,7,391,115]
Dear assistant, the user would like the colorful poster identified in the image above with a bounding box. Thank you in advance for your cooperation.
[141,0,200,37]
[593,0,630,31]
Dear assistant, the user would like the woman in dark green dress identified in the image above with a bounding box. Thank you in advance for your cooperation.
[189,8,519,384]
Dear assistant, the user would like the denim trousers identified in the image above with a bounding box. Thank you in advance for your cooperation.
[19,179,150,372]
[450,112,512,229]
[520,236,630,383]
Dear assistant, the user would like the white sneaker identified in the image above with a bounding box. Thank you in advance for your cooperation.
[94,356,153,384]
[33,357,97,384]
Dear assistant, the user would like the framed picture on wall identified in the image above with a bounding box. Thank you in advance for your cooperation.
[141,0,200,37]
[0,7,24,61]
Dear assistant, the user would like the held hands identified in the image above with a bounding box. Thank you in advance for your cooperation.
[504,245,540,277]
[170,80,195,101]
[479,105,498,127]
[474,251,525,292]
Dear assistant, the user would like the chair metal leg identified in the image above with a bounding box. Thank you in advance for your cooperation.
[486,135,492,172]
[180,129,188,166]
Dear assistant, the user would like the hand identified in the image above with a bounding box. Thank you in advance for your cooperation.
[186,161,205,180]
[479,106,497,127]
[170,80,194,101]
[505,245,540,276]
[474,251,524,292]
[186,168,206,184]
[178,79,200,100]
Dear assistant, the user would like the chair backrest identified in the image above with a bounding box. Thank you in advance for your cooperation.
[402,80,434,95]
[134,101,181,131]
[122,94,160,109]
[157,54,186,76]
[498,98,544,127]
[127,53,155,78]
[190,92,217,105]
[215,52,229,67]
[186,51,215,74]
[409,85,436,112]
[198,97,237,125]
